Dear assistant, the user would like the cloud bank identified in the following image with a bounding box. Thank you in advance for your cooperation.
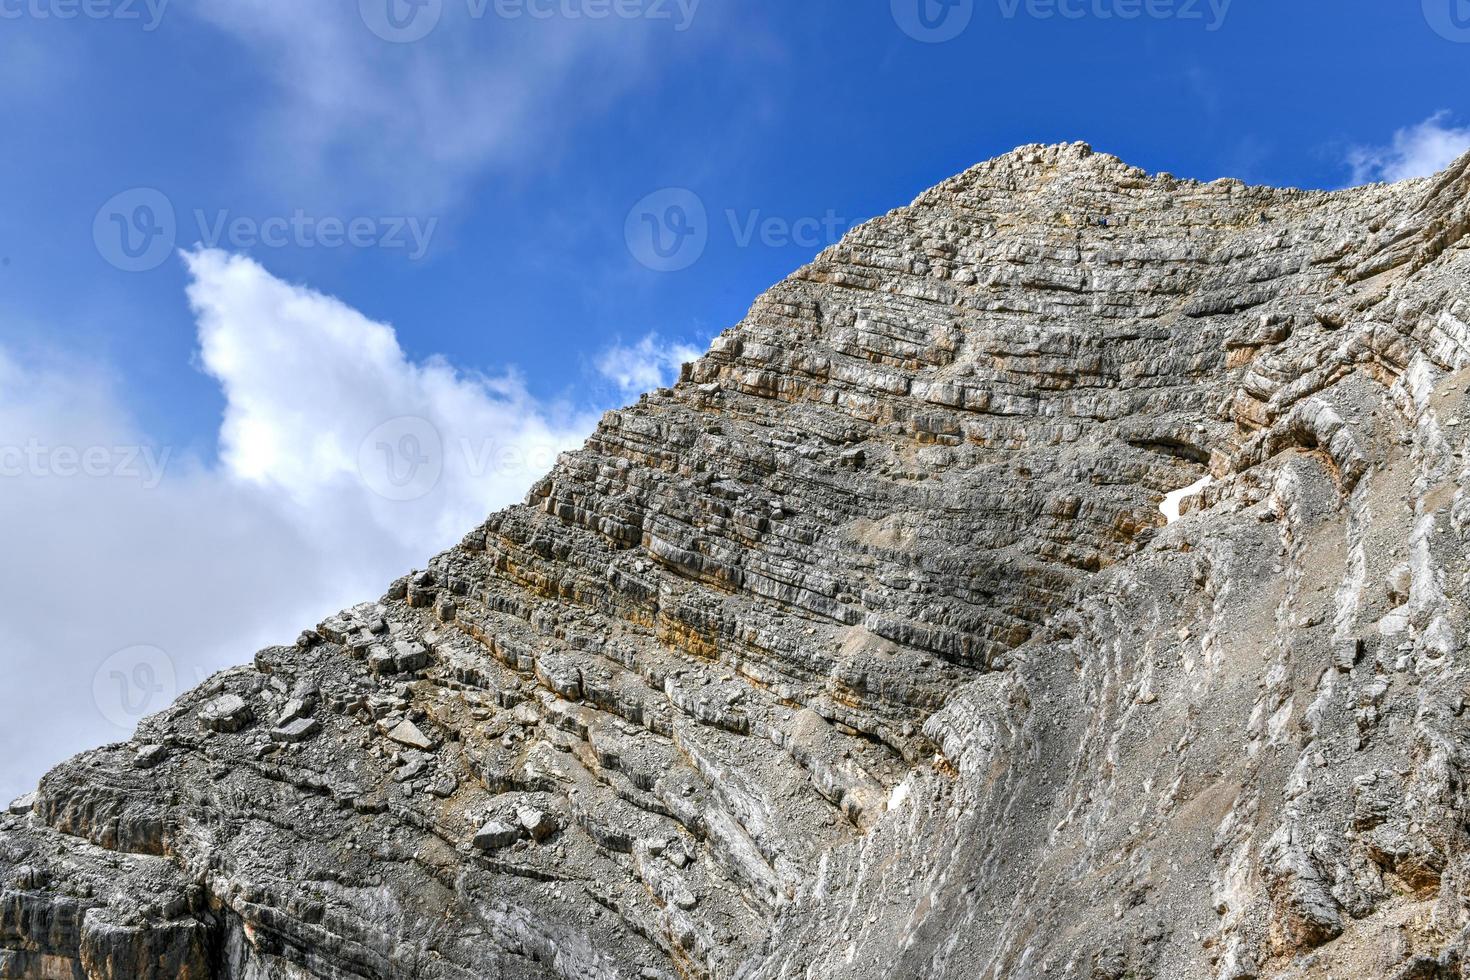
[0,249,598,802]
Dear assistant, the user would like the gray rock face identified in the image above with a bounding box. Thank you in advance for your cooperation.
[5,142,1470,979]
[473,819,523,852]
[199,694,253,734]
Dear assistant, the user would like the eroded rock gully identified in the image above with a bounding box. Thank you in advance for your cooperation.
[6,143,1470,979]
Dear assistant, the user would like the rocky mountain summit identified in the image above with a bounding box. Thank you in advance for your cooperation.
[6,142,1470,979]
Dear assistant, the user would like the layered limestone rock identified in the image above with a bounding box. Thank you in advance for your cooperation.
[5,142,1470,979]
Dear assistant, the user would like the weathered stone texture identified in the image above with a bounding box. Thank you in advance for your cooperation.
[5,142,1470,978]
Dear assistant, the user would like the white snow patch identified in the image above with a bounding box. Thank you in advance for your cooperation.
[1161,475,1214,524]
[888,777,913,812]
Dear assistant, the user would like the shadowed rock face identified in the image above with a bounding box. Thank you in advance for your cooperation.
[5,142,1470,980]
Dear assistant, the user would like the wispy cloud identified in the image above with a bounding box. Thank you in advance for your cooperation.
[0,249,598,802]
[595,332,705,394]
[187,2,716,213]
[1348,111,1470,185]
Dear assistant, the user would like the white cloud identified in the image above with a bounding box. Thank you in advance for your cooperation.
[595,333,704,395]
[0,249,598,802]
[184,248,595,547]
[187,1,714,213]
[1348,111,1470,185]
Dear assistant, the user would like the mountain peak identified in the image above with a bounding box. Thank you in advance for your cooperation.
[6,146,1470,980]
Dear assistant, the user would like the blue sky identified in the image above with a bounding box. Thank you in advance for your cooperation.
[0,0,1467,800]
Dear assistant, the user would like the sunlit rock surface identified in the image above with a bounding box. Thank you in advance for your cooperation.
[6,143,1470,979]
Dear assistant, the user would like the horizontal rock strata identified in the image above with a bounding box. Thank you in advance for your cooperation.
[5,142,1470,979]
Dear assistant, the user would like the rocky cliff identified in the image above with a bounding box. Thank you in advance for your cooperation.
[6,142,1470,979]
